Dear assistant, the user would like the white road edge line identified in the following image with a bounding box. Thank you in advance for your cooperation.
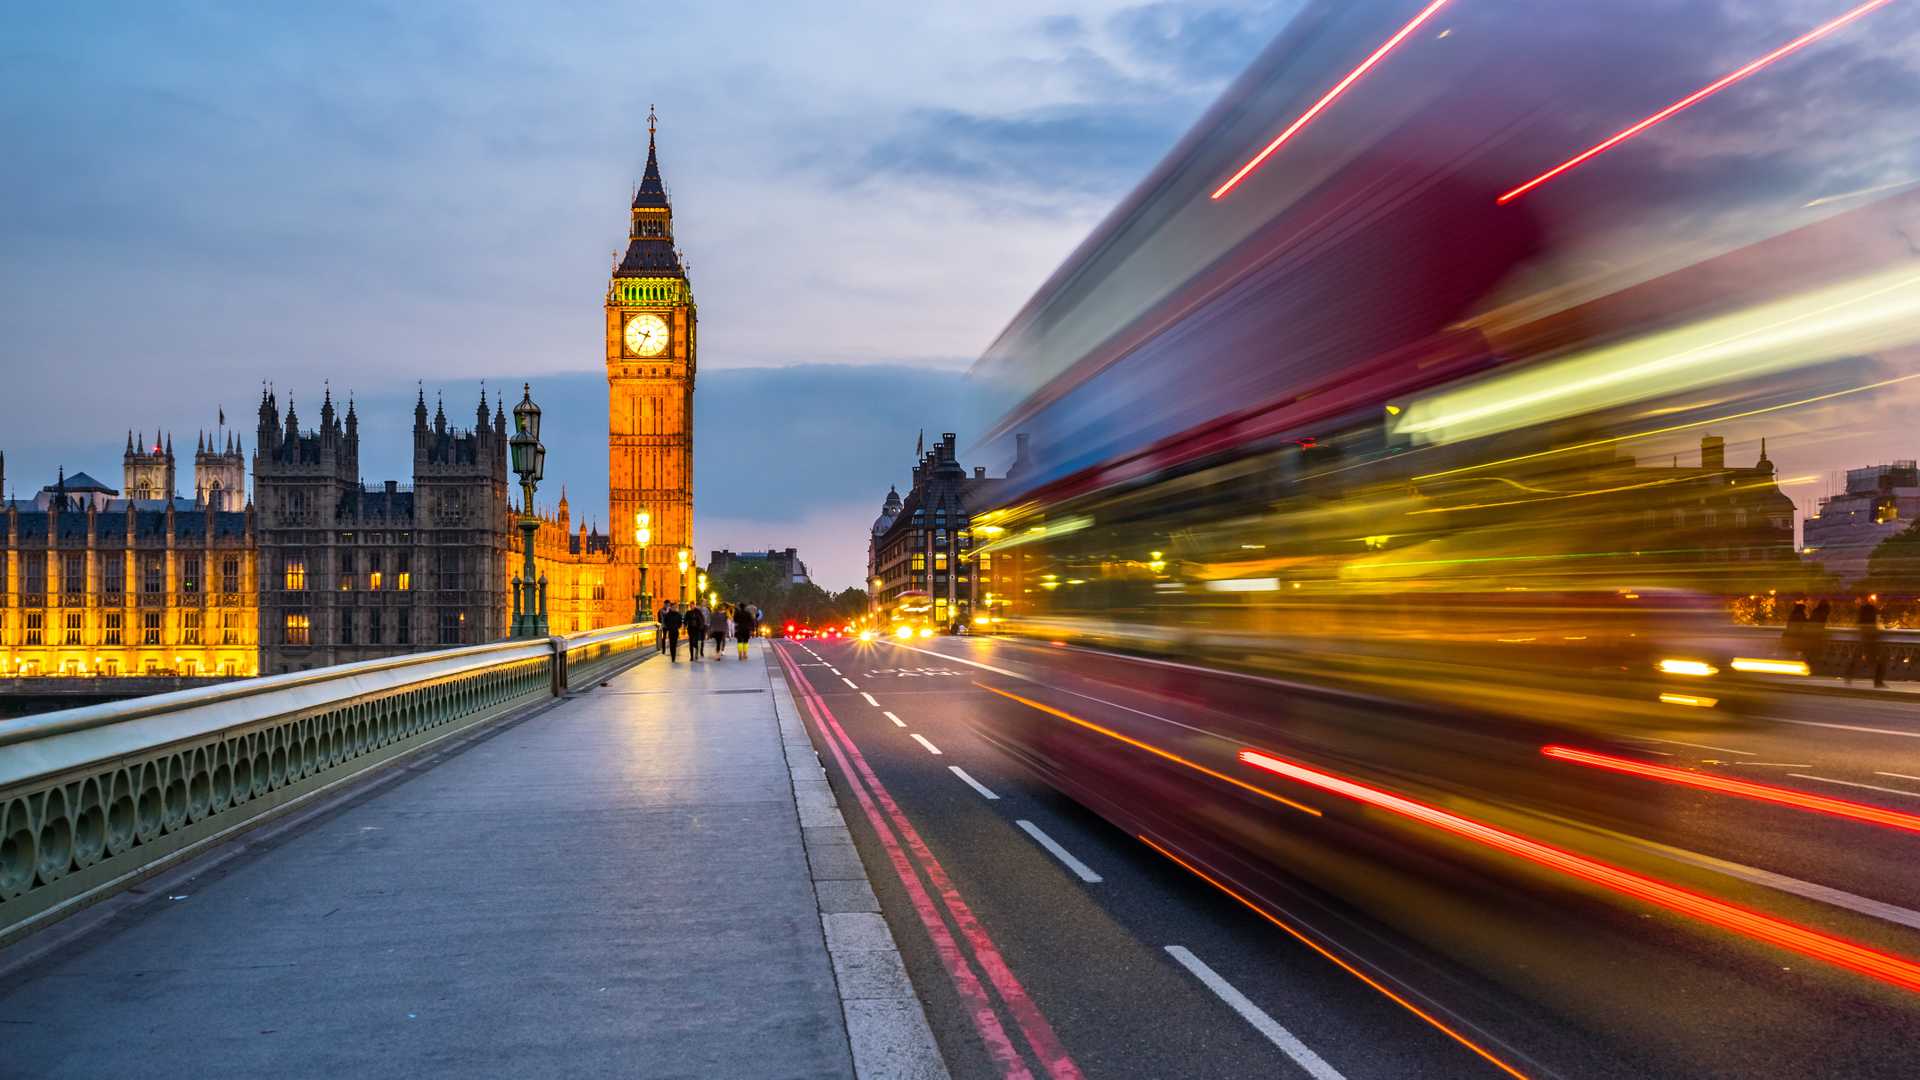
[842,677,859,690]
[861,692,880,707]
[1164,946,1345,1080]
[1015,819,1102,883]
[883,711,907,728]
[1774,717,1920,739]
[1626,735,1756,756]
[909,733,944,756]
[948,766,1000,800]
[1790,773,1920,800]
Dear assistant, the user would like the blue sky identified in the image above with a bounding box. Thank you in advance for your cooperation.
[0,0,1296,588]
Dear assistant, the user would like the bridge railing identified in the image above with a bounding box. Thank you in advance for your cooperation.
[0,623,657,945]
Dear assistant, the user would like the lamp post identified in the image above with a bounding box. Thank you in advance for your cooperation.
[634,510,652,623]
[509,385,548,638]
[677,548,690,605]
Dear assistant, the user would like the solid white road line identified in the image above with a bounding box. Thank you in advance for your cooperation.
[1775,717,1920,739]
[883,711,906,728]
[1878,771,1920,783]
[842,677,860,690]
[862,692,880,707]
[949,766,1000,800]
[1626,735,1756,756]
[1015,820,1102,883]
[1790,773,1920,800]
[909,733,944,756]
[1164,946,1345,1080]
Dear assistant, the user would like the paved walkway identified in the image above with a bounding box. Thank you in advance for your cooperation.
[0,643,925,1078]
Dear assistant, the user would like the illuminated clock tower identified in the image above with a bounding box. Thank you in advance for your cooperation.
[607,108,695,618]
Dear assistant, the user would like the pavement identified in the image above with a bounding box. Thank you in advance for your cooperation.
[0,641,944,1079]
[776,634,1920,1080]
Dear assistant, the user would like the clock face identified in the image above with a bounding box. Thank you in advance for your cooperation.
[624,313,670,357]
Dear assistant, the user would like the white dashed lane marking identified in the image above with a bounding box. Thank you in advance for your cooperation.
[1016,820,1101,883]
[909,733,944,756]
[842,677,859,690]
[861,692,880,707]
[1164,947,1344,1080]
[883,711,906,728]
[948,766,1000,800]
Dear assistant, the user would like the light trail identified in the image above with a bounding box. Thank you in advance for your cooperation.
[1238,748,1920,995]
[1498,0,1896,203]
[1544,745,1920,835]
[976,683,1321,817]
[1211,0,1452,200]
[1138,835,1531,1079]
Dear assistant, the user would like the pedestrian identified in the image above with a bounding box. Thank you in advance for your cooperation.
[1782,600,1808,663]
[660,601,683,662]
[711,603,732,659]
[685,600,707,660]
[1846,595,1887,688]
[734,601,756,660]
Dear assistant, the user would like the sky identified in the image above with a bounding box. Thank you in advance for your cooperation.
[0,0,1299,590]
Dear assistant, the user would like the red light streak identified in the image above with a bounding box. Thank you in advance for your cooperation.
[1211,0,1453,201]
[1543,744,1920,835]
[1237,748,1920,995]
[1137,834,1532,1079]
[1498,0,1896,204]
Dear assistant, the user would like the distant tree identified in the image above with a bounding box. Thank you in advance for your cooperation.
[832,587,870,622]
[1866,522,1920,627]
[781,582,837,627]
[711,560,787,617]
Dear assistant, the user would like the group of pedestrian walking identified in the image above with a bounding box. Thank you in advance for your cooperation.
[1782,595,1887,688]
[655,599,759,663]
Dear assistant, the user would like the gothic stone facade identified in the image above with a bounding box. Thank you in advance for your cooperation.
[253,388,510,673]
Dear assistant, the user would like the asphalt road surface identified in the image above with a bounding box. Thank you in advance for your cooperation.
[774,634,1920,1080]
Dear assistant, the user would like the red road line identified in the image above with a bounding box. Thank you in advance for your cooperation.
[775,644,1083,1080]
[1544,744,1920,836]
[1239,748,1920,995]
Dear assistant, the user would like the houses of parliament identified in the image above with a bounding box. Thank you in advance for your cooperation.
[0,121,696,681]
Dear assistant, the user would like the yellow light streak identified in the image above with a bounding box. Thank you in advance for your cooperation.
[1730,657,1810,676]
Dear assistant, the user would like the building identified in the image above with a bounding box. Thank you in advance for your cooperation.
[709,548,811,586]
[0,121,698,679]
[605,109,697,622]
[869,433,1018,629]
[252,387,510,673]
[516,488,615,633]
[1803,462,1920,585]
[1,436,258,678]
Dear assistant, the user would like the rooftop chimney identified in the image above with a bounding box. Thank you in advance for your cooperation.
[1701,435,1725,470]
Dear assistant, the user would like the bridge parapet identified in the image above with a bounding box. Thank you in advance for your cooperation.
[0,623,657,945]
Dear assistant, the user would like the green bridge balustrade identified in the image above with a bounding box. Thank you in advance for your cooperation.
[0,622,658,945]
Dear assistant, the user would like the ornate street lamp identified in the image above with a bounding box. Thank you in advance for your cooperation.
[677,548,691,605]
[509,384,548,638]
[634,510,652,623]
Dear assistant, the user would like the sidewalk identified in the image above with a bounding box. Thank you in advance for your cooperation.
[0,643,940,1078]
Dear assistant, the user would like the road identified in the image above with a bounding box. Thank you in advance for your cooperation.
[773,634,1920,1080]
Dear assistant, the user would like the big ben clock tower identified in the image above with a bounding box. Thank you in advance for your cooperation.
[607,108,695,618]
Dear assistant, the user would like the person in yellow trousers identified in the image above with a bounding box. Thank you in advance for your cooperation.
[733,601,756,660]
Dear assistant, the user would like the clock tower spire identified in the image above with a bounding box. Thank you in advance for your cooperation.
[607,108,696,618]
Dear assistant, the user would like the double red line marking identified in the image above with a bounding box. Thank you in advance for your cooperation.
[774,644,1082,1080]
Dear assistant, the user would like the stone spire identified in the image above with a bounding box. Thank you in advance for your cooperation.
[617,107,683,278]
